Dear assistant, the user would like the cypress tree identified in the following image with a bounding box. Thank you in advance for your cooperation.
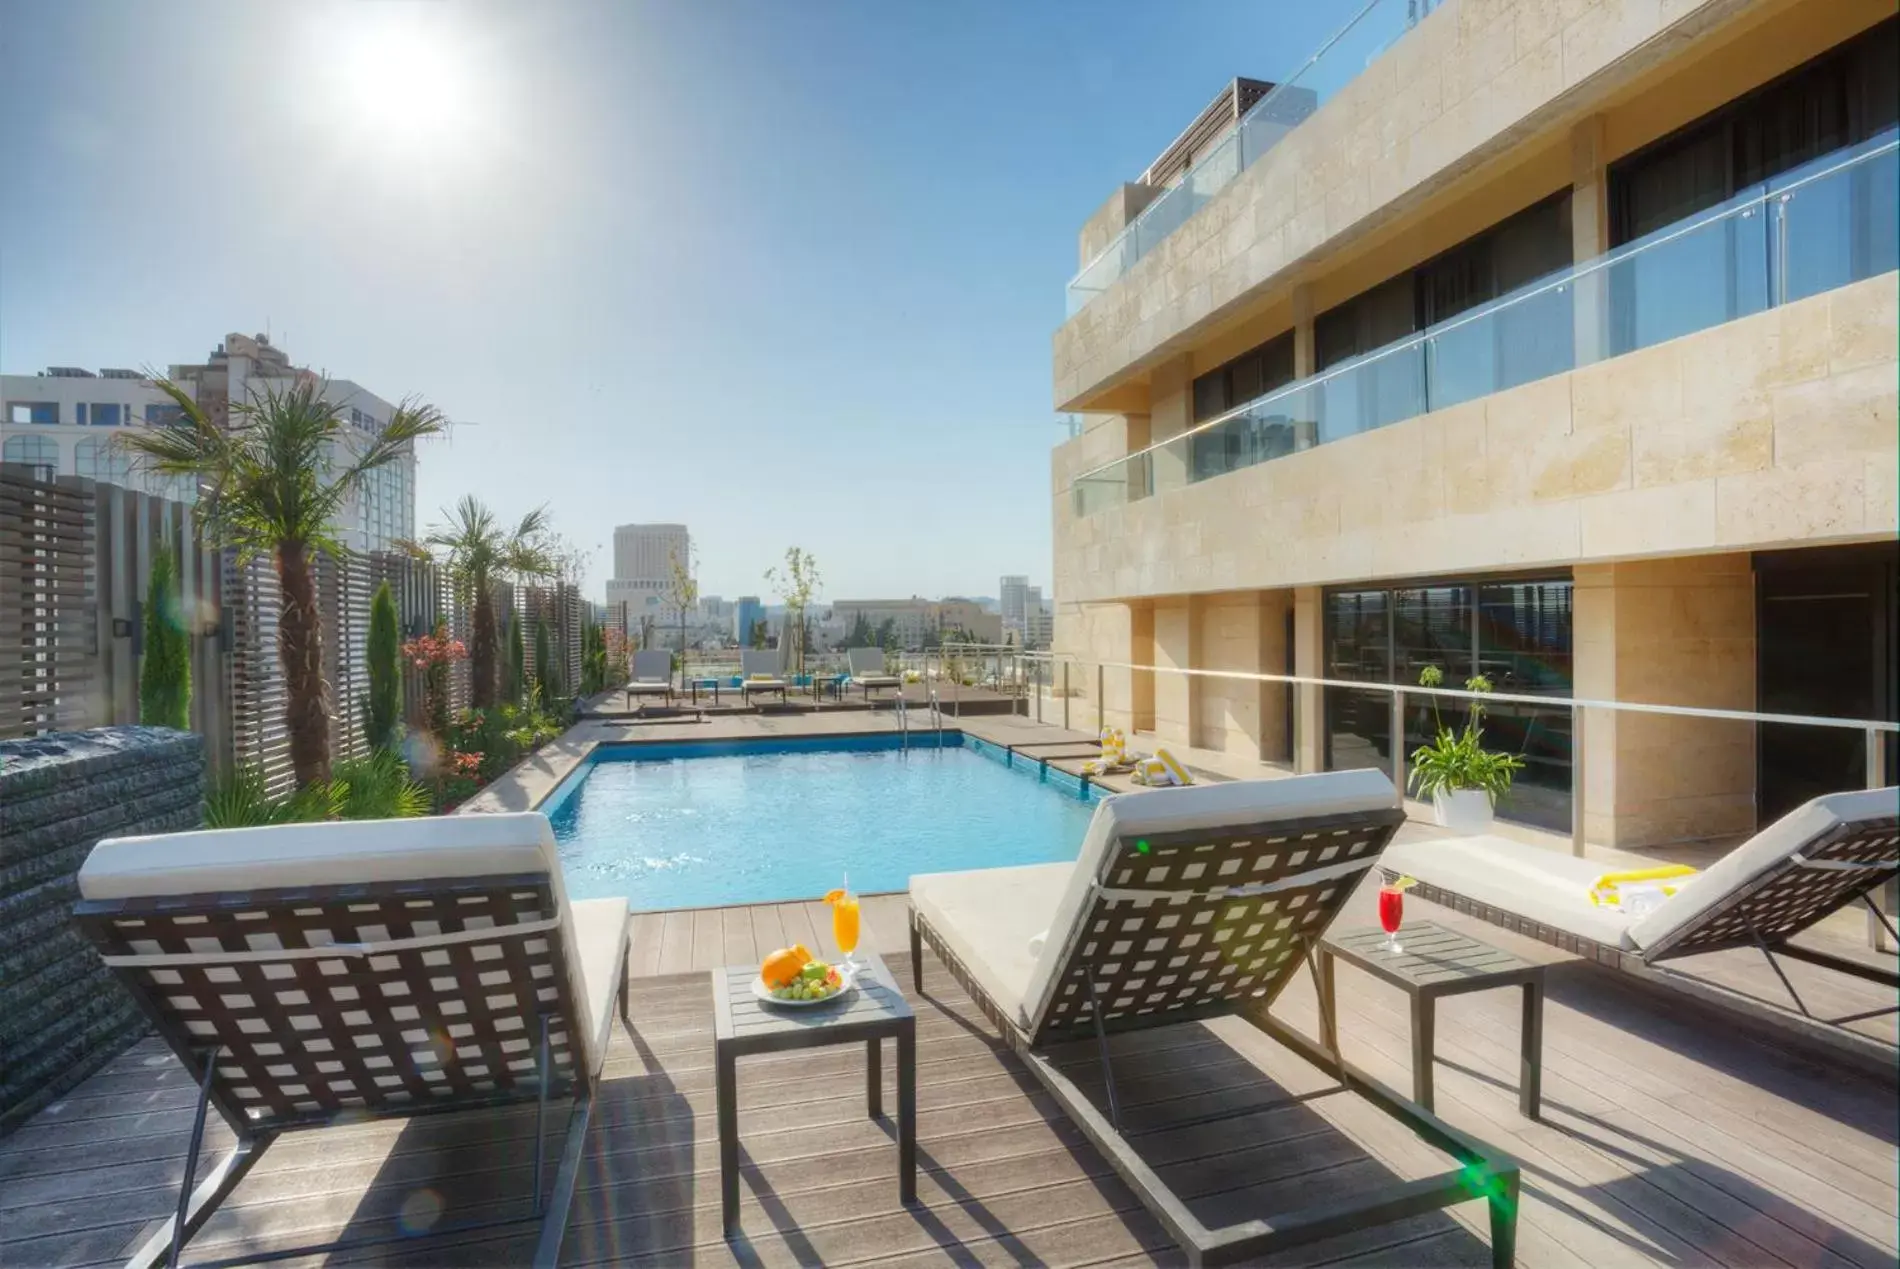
[365,581,401,752]
[507,615,527,706]
[534,619,555,710]
[139,547,192,730]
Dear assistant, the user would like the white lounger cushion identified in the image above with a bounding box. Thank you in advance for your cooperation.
[1628,786,1899,952]
[913,771,1401,1032]
[631,650,672,682]
[1382,787,1900,955]
[79,813,625,1076]
[625,681,672,694]
[1379,834,1636,948]
[909,862,1073,1025]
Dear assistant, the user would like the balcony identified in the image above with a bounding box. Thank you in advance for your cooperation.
[1065,0,1422,317]
[1070,132,1899,519]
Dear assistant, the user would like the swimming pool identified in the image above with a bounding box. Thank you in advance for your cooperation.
[543,733,1107,909]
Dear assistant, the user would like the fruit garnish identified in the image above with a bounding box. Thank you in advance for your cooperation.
[1387,875,1419,892]
[823,888,846,906]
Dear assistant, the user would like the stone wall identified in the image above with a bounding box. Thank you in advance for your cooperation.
[0,726,203,1136]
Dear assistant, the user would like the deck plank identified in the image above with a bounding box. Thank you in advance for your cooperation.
[4,888,1896,1269]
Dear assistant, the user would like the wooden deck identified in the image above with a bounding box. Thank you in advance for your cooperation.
[4,886,1896,1268]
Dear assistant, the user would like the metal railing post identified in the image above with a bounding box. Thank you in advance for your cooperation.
[1062,661,1071,731]
[1096,663,1105,736]
[1570,705,1587,858]
[1867,728,1894,952]
[1035,656,1043,722]
[1389,689,1406,800]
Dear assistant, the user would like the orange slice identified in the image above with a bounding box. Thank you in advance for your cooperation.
[822,888,846,906]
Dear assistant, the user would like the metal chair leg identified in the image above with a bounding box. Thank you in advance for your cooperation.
[1741,912,1811,1017]
[1084,972,1122,1133]
[167,1046,221,1269]
[532,1017,551,1217]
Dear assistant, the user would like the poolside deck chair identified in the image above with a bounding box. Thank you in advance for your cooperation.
[1381,787,1899,1066]
[624,648,675,711]
[740,649,788,706]
[846,646,901,700]
[71,813,630,1269]
[908,772,1519,1267]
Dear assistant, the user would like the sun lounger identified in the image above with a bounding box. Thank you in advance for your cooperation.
[624,649,674,709]
[908,771,1519,1267]
[846,646,902,699]
[71,813,630,1269]
[1380,787,1898,1065]
[740,649,788,706]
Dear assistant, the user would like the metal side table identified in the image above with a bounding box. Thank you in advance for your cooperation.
[1318,920,1545,1119]
[711,949,916,1236]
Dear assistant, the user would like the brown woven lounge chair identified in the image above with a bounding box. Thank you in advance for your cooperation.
[1380,786,1899,1068]
[72,812,630,1269]
[908,770,1520,1268]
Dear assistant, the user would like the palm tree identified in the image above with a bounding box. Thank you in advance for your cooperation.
[120,379,444,787]
[424,496,557,709]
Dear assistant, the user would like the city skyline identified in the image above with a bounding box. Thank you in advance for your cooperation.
[0,0,1344,599]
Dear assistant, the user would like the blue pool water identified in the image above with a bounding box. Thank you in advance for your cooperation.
[543,734,1106,909]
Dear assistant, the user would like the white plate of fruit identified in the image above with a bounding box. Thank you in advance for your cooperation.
[753,945,855,1006]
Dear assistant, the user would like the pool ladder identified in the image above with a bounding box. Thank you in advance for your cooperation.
[894,691,945,751]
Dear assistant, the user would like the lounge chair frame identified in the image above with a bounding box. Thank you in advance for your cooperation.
[1385,810,1900,1064]
[910,806,1519,1268]
[74,872,630,1269]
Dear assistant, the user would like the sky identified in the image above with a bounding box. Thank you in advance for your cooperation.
[0,0,1349,602]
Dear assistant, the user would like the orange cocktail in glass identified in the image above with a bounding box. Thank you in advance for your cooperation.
[825,884,861,971]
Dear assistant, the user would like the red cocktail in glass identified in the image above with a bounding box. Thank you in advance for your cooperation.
[1378,884,1404,954]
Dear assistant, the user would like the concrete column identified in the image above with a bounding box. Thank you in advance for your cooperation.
[1573,555,1757,848]
[1191,590,1294,762]
[1152,598,1197,747]
[1571,117,1611,366]
[1130,602,1157,734]
[1147,356,1194,494]
[1293,586,1325,773]
[1292,282,1316,377]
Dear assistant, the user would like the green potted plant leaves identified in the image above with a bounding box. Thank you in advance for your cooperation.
[1407,666,1524,834]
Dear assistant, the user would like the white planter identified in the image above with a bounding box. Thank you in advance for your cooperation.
[1432,788,1494,835]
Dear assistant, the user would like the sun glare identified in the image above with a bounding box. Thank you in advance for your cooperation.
[335,13,473,150]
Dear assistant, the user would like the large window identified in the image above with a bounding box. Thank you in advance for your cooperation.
[1325,574,1574,831]
[1312,192,1574,437]
[3,434,60,473]
[1608,17,1898,353]
[75,437,132,485]
[8,402,58,425]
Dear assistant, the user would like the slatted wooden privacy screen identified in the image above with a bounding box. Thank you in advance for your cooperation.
[0,466,96,736]
[0,467,599,787]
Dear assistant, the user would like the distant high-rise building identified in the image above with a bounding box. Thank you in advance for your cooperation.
[1024,587,1053,649]
[733,596,765,646]
[607,523,689,616]
[1000,575,1030,637]
[2,331,421,553]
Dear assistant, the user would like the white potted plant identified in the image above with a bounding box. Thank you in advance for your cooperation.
[1406,666,1524,834]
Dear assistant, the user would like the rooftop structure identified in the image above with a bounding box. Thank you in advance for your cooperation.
[1051,1,1899,847]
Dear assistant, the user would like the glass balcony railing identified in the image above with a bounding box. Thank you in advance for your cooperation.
[1069,132,1898,516]
[1065,0,1424,318]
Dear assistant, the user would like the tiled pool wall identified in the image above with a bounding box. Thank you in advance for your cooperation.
[537,729,1106,821]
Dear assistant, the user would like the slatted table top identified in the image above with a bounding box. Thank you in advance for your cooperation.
[1322,920,1544,994]
[712,949,913,1051]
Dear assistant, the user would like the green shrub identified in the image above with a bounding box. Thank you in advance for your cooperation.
[365,581,402,752]
[204,751,431,827]
[138,548,191,730]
